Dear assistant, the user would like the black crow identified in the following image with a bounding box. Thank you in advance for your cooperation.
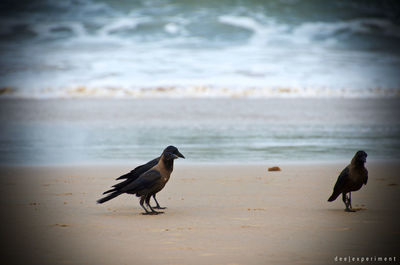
[328,151,368,212]
[97,146,184,214]
[103,145,184,209]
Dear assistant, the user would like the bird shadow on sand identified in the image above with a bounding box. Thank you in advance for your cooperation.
[93,210,161,217]
[325,207,367,213]
[93,206,184,217]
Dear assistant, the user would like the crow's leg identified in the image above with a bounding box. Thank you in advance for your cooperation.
[152,194,167,209]
[348,192,355,211]
[140,196,152,215]
[342,193,349,209]
[342,193,347,205]
[145,195,163,214]
[343,193,355,212]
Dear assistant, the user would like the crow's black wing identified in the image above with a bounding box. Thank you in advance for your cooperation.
[116,157,160,180]
[121,169,162,194]
[102,157,160,195]
[98,170,162,203]
[333,166,350,193]
[328,166,350,201]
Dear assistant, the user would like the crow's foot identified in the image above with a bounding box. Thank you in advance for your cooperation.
[142,212,159,215]
[153,206,167,209]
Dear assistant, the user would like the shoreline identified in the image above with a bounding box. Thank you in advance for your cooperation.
[1,159,398,168]
[1,97,399,165]
[2,96,400,100]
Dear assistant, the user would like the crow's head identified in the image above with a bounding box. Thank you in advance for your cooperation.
[163,146,185,159]
[353,150,367,164]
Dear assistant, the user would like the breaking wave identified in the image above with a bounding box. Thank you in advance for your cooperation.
[0,0,399,98]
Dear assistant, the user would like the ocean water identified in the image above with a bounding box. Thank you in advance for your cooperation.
[0,0,400,98]
[0,98,399,165]
[1,2,399,165]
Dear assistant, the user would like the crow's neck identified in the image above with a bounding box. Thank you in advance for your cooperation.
[162,158,174,172]
[351,159,365,168]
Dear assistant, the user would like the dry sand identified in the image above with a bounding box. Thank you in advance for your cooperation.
[0,162,399,265]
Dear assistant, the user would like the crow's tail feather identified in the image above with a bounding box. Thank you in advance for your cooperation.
[102,188,116,195]
[97,192,121,204]
[328,192,340,202]
[103,178,132,195]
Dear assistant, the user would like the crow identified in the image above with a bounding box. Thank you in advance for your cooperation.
[103,146,184,209]
[97,146,184,214]
[328,151,368,212]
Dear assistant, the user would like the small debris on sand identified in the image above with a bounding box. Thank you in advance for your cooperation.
[268,166,281,171]
[52,224,69,228]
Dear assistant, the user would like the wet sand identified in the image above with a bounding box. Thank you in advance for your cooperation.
[0,162,399,265]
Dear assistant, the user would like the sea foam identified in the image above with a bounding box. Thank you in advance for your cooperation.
[0,0,399,99]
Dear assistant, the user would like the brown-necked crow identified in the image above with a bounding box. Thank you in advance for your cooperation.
[102,146,184,209]
[328,151,368,212]
[97,146,184,214]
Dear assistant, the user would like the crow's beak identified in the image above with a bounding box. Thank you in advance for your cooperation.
[176,151,185,159]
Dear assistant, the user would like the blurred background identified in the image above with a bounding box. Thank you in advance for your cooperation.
[0,0,399,165]
[1,0,400,97]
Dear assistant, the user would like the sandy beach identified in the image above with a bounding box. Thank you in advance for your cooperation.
[1,162,399,265]
[2,1,400,264]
